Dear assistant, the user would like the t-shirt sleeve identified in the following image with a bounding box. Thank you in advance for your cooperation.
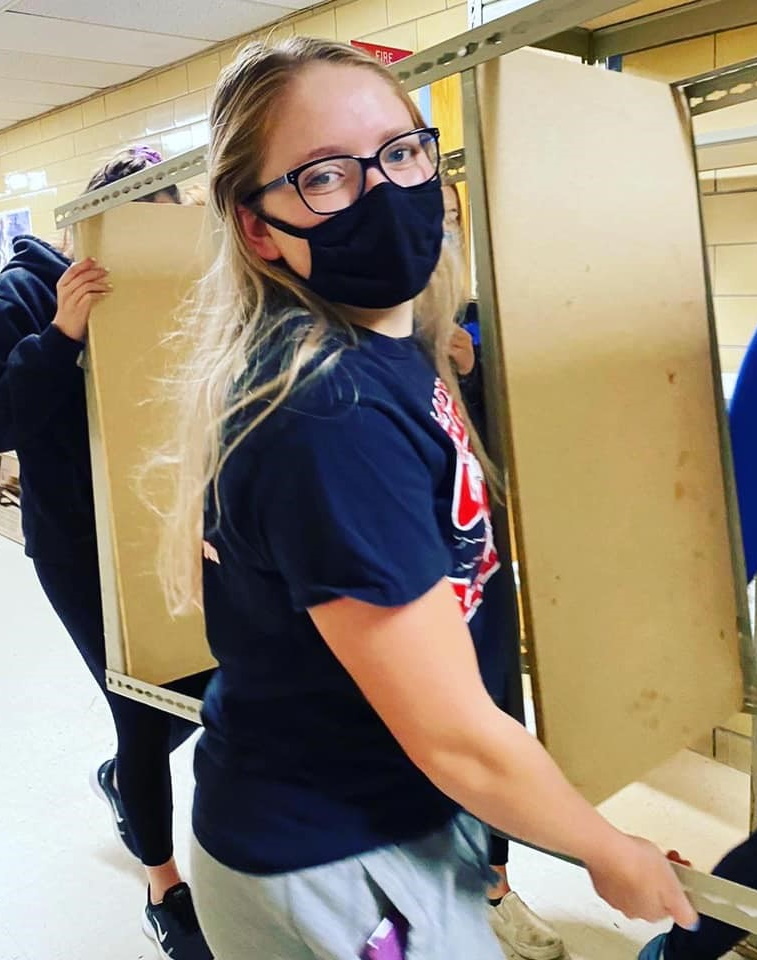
[249,403,451,611]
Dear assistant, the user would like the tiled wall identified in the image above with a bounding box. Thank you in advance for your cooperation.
[0,0,467,246]
[623,28,757,380]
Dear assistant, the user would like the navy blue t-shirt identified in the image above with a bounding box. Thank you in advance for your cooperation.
[194,323,510,874]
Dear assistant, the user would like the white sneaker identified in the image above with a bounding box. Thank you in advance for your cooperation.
[489,892,564,960]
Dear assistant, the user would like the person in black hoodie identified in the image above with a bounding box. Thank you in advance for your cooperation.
[0,146,213,960]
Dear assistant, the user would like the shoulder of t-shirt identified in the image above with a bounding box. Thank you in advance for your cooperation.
[226,349,415,469]
[286,346,397,417]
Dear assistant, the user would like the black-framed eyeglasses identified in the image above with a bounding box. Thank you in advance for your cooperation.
[244,127,440,221]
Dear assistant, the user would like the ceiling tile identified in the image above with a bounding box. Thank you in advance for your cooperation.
[0,77,99,105]
[0,50,144,87]
[10,0,306,41]
[0,0,327,130]
[0,11,207,64]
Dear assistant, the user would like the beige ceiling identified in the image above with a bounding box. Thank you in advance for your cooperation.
[0,0,323,131]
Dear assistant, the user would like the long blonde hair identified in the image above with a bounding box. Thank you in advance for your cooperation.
[155,37,500,614]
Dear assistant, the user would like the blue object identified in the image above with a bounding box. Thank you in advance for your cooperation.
[0,234,97,560]
[729,326,757,581]
[638,933,667,960]
[461,300,481,347]
[195,321,511,874]
[417,85,432,125]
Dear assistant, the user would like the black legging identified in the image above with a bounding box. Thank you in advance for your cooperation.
[34,551,213,867]
[664,832,757,960]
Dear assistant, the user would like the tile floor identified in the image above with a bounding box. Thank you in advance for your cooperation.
[0,534,749,959]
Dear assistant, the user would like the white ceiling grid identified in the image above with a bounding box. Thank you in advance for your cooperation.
[0,0,320,131]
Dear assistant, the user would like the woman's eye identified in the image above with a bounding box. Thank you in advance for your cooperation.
[385,146,414,165]
[302,167,343,192]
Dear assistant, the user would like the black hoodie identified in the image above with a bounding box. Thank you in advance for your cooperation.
[0,235,97,560]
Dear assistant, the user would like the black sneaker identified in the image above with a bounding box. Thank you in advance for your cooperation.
[89,758,140,859]
[142,883,213,960]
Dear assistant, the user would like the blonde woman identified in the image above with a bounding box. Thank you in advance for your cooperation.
[156,38,697,959]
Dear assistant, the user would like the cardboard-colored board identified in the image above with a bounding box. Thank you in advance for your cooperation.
[75,203,215,685]
[477,51,743,803]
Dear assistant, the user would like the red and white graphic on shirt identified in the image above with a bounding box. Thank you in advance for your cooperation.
[430,378,500,622]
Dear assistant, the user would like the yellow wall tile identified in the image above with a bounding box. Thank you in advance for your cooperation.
[73,122,109,156]
[703,192,757,246]
[388,0,444,27]
[361,21,418,52]
[719,345,746,374]
[714,297,757,346]
[74,110,149,156]
[714,244,757,296]
[218,43,238,67]
[46,133,77,164]
[109,111,152,148]
[187,53,221,92]
[157,65,189,102]
[82,97,106,128]
[623,36,715,83]
[105,76,159,119]
[699,171,715,195]
[161,127,194,157]
[335,0,388,42]
[44,153,96,189]
[145,101,175,135]
[716,25,757,68]
[296,8,338,40]
[585,0,692,30]
[4,120,42,153]
[191,120,211,148]
[174,91,207,127]
[40,105,83,142]
[3,141,53,175]
[416,2,466,49]
[716,168,757,193]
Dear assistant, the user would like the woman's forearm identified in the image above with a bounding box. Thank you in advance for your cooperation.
[424,705,622,868]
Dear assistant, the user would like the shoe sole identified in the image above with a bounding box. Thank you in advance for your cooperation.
[88,762,140,862]
[490,914,564,960]
[142,910,173,960]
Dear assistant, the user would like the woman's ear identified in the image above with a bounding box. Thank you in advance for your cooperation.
[237,206,282,261]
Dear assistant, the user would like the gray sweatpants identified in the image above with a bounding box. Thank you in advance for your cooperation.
[190,813,504,960]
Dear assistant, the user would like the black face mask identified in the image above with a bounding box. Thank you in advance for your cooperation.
[266,179,444,310]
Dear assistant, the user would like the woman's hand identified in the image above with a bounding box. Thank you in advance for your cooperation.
[449,326,476,377]
[587,833,698,928]
[52,258,112,343]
